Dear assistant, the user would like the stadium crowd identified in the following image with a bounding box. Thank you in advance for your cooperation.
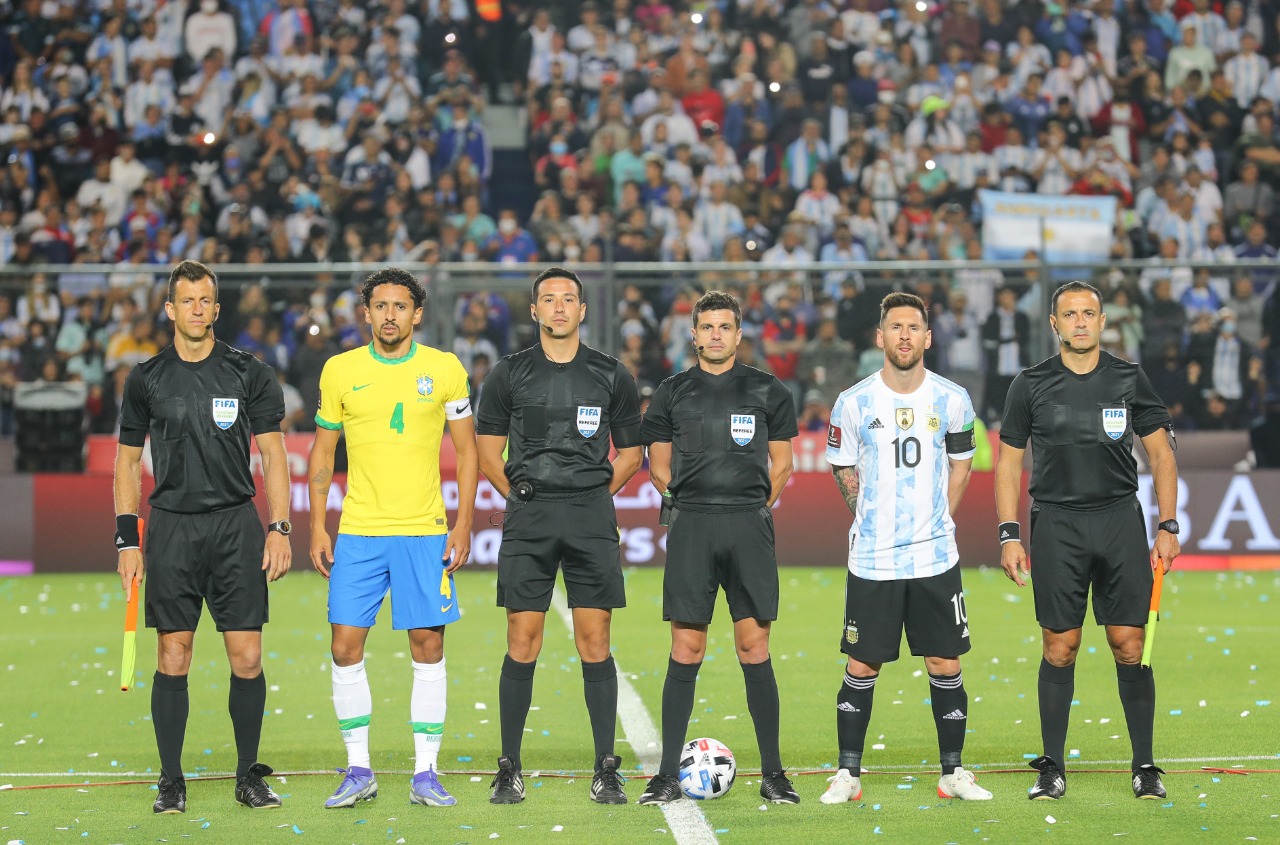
[1,0,1279,442]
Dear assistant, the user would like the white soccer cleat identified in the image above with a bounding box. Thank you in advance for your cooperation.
[938,767,993,800]
[819,768,863,804]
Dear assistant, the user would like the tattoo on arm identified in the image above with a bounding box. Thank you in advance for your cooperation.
[833,466,859,515]
[311,467,332,487]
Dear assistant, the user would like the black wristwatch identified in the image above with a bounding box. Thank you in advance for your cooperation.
[268,520,292,536]
[1157,519,1180,535]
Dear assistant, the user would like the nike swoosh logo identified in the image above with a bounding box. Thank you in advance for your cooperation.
[440,603,455,613]
[353,383,373,391]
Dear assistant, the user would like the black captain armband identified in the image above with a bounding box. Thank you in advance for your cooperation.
[945,428,976,454]
[115,514,141,552]
[998,521,1021,545]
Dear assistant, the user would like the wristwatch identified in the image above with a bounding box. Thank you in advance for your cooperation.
[1157,519,1180,535]
[268,520,292,536]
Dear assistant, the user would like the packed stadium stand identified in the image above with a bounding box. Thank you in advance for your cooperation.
[0,0,1277,461]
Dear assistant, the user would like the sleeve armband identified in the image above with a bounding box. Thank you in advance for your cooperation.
[945,428,976,454]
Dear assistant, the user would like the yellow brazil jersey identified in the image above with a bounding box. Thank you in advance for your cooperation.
[316,342,471,536]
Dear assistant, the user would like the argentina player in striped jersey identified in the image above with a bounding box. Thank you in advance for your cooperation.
[819,292,993,805]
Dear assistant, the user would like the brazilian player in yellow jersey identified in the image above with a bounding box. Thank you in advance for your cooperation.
[307,268,478,809]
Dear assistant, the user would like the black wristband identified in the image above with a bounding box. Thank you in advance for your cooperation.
[115,514,140,552]
[998,521,1021,544]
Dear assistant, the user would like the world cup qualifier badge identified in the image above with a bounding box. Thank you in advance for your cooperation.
[417,374,433,396]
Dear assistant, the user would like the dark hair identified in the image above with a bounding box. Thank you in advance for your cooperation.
[1051,281,1102,314]
[879,291,928,326]
[361,267,426,308]
[167,259,218,302]
[692,290,741,327]
[531,266,584,301]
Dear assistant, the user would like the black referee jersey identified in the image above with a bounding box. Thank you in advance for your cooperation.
[999,351,1172,510]
[640,362,798,510]
[475,343,642,496]
[119,341,286,513]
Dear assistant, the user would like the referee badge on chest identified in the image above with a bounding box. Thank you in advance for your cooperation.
[1102,407,1127,440]
[577,405,602,437]
[731,413,756,445]
[211,397,238,430]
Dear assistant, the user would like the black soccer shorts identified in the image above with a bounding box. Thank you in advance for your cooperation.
[1029,496,1153,630]
[838,565,972,663]
[144,501,268,632]
[496,489,626,612]
[662,506,779,624]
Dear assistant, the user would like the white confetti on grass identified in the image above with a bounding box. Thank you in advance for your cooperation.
[1046,816,1057,824]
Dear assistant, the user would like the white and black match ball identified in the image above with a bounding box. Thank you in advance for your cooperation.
[678,737,736,800]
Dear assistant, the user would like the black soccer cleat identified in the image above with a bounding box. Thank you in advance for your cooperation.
[152,772,187,814]
[760,770,800,804]
[1132,764,1167,800]
[637,773,683,805]
[590,754,627,804]
[235,762,283,809]
[1028,756,1067,800]
[490,756,525,804]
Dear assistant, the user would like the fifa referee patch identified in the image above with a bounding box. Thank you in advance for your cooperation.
[828,424,842,450]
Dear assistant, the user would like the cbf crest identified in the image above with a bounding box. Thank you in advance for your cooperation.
[212,397,238,430]
[1102,407,1127,440]
[731,414,756,445]
[896,407,914,430]
[417,374,433,396]
[577,405,601,437]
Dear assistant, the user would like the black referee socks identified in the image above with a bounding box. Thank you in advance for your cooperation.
[741,659,782,774]
[581,657,618,769]
[659,658,701,776]
[928,671,967,775]
[499,655,537,770]
[228,672,266,779]
[1038,659,1076,769]
[1116,661,1156,770]
[152,671,189,781]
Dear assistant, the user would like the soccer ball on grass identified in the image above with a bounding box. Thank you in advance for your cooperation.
[678,737,736,800]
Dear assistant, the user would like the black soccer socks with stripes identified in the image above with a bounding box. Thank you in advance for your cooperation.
[228,672,267,779]
[741,658,783,774]
[659,658,701,776]
[1116,661,1156,771]
[499,655,537,771]
[1038,659,1075,769]
[581,656,619,769]
[152,671,189,781]
[836,671,876,773]
[928,671,967,775]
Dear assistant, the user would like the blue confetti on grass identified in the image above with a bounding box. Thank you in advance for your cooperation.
[1256,700,1271,706]
[872,804,881,810]
[715,829,729,834]
[201,822,210,829]
[457,756,472,762]
[896,784,913,790]
[1170,710,1182,715]
[292,824,304,834]
[94,647,107,654]
[1224,629,1235,635]
[1023,753,1038,759]
[873,827,882,834]
[355,820,366,825]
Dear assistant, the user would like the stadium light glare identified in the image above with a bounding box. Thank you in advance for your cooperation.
[691,12,703,23]
[445,32,456,43]
[769,82,781,93]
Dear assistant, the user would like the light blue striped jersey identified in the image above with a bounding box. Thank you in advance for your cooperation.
[826,370,977,581]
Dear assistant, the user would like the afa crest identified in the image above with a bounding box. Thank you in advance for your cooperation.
[895,407,914,430]
[417,374,433,396]
[926,414,941,433]
[844,623,859,645]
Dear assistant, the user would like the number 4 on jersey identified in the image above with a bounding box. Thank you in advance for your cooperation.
[390,402,405,434]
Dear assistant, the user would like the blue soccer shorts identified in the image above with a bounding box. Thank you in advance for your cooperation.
[328,534,461,630]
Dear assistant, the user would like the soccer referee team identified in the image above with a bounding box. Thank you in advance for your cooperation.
[114,262,1180,814]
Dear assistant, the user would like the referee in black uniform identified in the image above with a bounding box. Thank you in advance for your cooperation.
[995,281,1181,802]
[114,260,292,814]
[635,290,801,806]
[475,267,643,805]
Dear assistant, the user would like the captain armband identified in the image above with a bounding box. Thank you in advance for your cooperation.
[945,428,976,454]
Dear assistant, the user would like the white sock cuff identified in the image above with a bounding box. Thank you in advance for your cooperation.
[412,657,446,681]
[332,660,367,684]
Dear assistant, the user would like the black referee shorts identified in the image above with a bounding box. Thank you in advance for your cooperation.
[663,506,779,624]
[144,502,268,632]
[1029,496,1153,630]
[838,566,972,664]
[496,489,625,612]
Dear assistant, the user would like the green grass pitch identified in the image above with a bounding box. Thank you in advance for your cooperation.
[1,567,1276,844]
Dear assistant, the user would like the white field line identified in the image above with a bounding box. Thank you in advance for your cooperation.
[549,588,720,845]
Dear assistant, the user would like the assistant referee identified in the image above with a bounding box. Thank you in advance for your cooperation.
[475,267,643,805]
[995,281,1181,802]
[636,290,801,806]
[115,260,292,814]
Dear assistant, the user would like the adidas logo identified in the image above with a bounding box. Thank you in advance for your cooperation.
[961,625,970,638]
[1000,528,1011,540]
[941,709,967,720]
[837,702,861,713]
[868,418,884,429]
